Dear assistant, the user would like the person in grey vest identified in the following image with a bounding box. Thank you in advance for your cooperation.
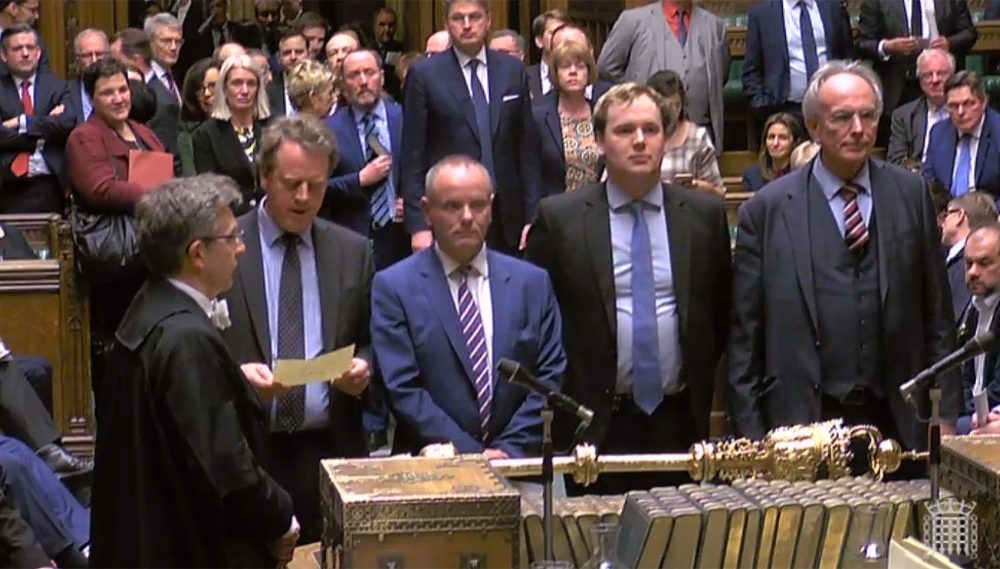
[596,0,728,153]
[728,61,959,476]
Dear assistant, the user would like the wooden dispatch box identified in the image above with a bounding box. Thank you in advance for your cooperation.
[320,456,521,569]
[940,435,1000,568]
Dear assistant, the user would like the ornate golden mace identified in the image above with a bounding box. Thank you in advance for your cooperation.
[424,420,928,486]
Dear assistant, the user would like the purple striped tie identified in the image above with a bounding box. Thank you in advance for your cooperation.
[456,266,492,436]
[840,184,869,253]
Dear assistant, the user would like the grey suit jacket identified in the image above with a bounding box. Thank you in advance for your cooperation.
[596,3,729,153]
[886,96,929,165]
[727,158,960,450]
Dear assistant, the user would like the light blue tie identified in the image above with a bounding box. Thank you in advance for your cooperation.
[952,133,972,196]
[467,59,496,182]
[362,113,393,227]
[629,201,663,415]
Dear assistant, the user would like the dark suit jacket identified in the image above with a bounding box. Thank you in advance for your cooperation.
[145,74,181,159]
[988,0,1000,20]
[887,96,930,165]
[400,49,542,248]
[66,79,91,127]
[742,0,854,114]
[65,115,165,212]
[956,304,1000,433]
[371,247,567,458]
[220,210,370,460]
[0,72,74,189]
[524,182,732,447]
[324,101,403,235]
[527,62,543,100]
[191,118,264,215]
[741,162,779,192]
[922,108,1000,198]
[727,159,960,449]
[857,0,977,113]
[265,74,287,118]
[947,247,970,324]
[532,85,612,198]
[0,222,34,260]
[173,0,207,84]
[0,486,48,569]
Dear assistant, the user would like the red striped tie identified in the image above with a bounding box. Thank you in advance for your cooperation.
[840,184,869,253]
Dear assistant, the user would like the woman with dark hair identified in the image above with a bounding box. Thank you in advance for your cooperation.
[742,112,803,192]
[177,58,220,175]
[646,70,724,196]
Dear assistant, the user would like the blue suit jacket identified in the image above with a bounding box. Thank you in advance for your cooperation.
[324,101,403,235]
[742,0,854,113]
[532,82,612,198]
[922,108,1000,199]
[400,49,541,247]
[371,248,567,458]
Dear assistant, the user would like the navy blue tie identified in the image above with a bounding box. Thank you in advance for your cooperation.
[798,0,820,83]
[629,201,663,415]
[466,59,496,182]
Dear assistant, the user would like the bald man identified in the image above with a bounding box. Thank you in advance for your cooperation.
[424,30,450,56]
[213,41,246,61]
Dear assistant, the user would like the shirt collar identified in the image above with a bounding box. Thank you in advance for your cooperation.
[13,73,37,90]
[540,60,549,76]
[663,1,691,18]
[151,60,172,80]
[960,114,986,141]
[813,155,873,202]
[353,98,387,126]
[168,278,213,316]
[434,243,489,280]
[947,238,966,263]
[257,197,314,249]
[784,0,811,9]
[606,179,664,212]
[974,289,1000,315]
[453,46,487,69]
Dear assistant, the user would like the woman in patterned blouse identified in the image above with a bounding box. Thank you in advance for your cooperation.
[191,54,271,214]
[532,41,606,196]
[646,70,725,196]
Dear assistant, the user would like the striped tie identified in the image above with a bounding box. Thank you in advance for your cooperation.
[363,113,393,228]
[456,266,491,437]
[840,184,870,253]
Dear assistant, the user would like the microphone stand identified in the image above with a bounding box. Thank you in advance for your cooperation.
[928,382,942,502]
[541,401,555,562]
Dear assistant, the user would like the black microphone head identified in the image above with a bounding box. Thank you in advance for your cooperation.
[497,358,520,379]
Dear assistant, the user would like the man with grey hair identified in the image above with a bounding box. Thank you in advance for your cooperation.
[424,29,450,56]
[887,48,956,165]
[90,174,299,567]
[372,154,566,461]
[489,29,526,63]
[728,60,959,472]
[68,28,109,125]
[144,13,184,102]
[221,115,372,544]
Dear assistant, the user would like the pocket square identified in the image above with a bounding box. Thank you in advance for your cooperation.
[502,94,520,102]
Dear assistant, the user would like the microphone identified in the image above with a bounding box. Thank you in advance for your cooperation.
[899,331,1000,403]
[497,358,594,427]
[367,133,389,157]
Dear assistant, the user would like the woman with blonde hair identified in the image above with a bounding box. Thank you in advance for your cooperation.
[287,59,339,117]
[192,54,271,213]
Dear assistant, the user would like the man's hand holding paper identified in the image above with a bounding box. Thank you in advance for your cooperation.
[240,363,289,402]
[331,358,371,397]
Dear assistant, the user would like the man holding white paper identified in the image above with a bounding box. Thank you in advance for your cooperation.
[957,224,1000,435]
[220,115,372,544]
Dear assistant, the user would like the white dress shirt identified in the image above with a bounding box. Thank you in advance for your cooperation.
[435,244,494,381]
[13,74,49,177]
[453,46,490,103]
[783,0,828,102]
[947,239,966,264]
[923,103,949,162]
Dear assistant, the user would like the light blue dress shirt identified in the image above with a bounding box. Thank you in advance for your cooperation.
[812,155,874,235]
[352,99,396,204]
[783,0,828,102]
[257,201,329,430]
[14,75,50,177]
[79,82,92,122]
[607,181,682,395]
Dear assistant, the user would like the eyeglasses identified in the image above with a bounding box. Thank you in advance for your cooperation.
[828,109,879,127]
[199,228,245,245]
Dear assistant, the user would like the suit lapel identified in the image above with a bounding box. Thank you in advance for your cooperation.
[68,80,83,124]
[487,251,513,375]
[663,185,692,338]
[584,184,617,338]
[313,223,342,353]
[870,161,896,303]
[32,75,49,113]
[772,1,790,67]
[913,98,928,157]
[650,4,671,72]
[338,109,365,165]
[487,51,504,136]
[975,117,994,185]
[445,52,481,143]
[238,212,273,362]
[386,103,403,156]
[544,104,565,166]
[419,249,476,380]
[782,166,819,336]
[219,121,253,169]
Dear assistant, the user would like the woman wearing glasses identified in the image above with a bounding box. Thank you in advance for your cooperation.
[177,58,220,176]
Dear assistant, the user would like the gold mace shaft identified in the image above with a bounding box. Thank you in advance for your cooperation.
[494,452,691,479]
